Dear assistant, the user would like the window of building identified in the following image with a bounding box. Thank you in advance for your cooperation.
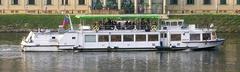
[220,0,227,5]
[28,0,35,5]
[148,34,158,41]
[111,35,121,42]
[79,0,85,5]
[85,35,96,42]
[123,35,134,41]
[46,0,52,5]
[62,0,68,5]
[12,0,19,5]
[237,0,240,5]
[98,35,109,42]
[190,34,200,40]
[136,35,146,41]
[170,34,181,41]
[203,0,211,5]
[170,0,178,5]
[187,0,195,5]
[202,33,211,40]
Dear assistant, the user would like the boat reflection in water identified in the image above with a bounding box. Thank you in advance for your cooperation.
[21,51,221,72]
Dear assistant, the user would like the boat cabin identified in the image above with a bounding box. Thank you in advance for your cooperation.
[20,14,224,52]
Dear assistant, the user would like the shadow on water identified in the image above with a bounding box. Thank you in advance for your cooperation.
[0,33,239,72]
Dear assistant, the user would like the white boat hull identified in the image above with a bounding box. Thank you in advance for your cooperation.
[21,39,224,52]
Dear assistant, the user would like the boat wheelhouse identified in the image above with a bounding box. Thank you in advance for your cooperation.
[21,14,224,51]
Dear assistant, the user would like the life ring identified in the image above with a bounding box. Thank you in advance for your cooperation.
[151,25,157,31]
[93,25,99,31]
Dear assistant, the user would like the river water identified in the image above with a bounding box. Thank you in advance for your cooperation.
[0,33,239,72]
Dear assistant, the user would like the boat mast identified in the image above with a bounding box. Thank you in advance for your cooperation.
[68,14,74,30]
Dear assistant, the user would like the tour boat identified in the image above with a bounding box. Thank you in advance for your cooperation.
[21,14,224,51]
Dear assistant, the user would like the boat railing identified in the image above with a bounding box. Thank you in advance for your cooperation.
[91,24,158,31]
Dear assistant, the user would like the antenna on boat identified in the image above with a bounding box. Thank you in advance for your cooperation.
[68,14,74,30]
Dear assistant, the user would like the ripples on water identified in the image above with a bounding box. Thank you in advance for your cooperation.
[0,33,239,72]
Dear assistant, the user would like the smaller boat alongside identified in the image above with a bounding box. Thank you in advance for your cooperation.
[21,14,224,52]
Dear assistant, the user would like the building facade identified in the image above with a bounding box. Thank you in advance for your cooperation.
[0,0,239,14]
[167,0,240,14]
[0,0,91,14]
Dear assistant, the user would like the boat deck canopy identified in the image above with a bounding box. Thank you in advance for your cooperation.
[75,14,167,19]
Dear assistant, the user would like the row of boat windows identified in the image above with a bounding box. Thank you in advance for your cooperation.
[85,34,159,42]
[84,33,212,42]
[50,33,212,42]
[171,33,212,41]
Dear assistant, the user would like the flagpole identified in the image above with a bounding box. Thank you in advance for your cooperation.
[68,14,74,30]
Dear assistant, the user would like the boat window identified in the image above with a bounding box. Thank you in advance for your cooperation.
[178,22,183,26]
[98,35,109,42]
[52,37,55,39]
[148,34,158,41]
[171,22,178,26]
[85,35,96,42]
[160,33,167,38]
[170,34,181,41]
[123,35,134,41]
[111,35,121,42]
[190,34,200,40]
[72,37,76,39]
[202,33,211,40]
[136,35,146,41]
[166,22,170,26]
[212,32,216,40]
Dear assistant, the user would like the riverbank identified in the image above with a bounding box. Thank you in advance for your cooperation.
[0,14,239,32]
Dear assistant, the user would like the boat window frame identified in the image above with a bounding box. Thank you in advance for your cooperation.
[170,34,181,41]
[148,34,159,41]
[178,21,183,26]
[98,35,109,42]
[123,35,134,42]
[85,35,96,42]
[211,32,217,40]
[166,22,170,26]
[160,33,167,38]
[135,34,146,42]
[72,37,76,39]
[52,37,56,39]
[171,22,178,26]
[111,35,122,42]
[190,34,200,41]
[202,33,211,40]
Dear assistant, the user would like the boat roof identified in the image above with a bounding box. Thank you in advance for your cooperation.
[75,14,166,19]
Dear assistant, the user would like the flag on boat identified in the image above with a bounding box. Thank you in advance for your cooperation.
[62,16,70,30]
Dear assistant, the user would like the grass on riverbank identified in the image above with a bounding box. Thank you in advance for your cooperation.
[0,14,240,32]
[169,15,240,32]
[0,15,79,31]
